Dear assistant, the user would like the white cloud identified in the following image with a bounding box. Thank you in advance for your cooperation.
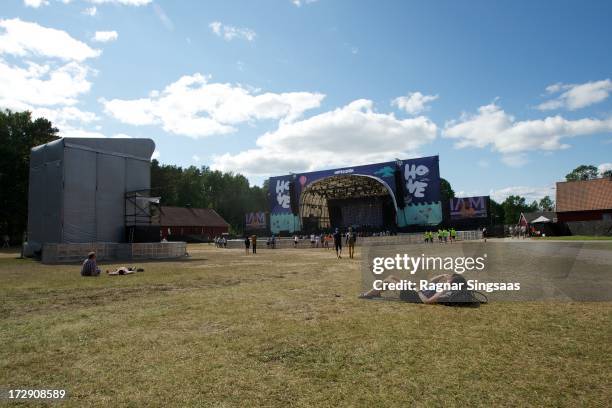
[489,185,556,203]
[83,6,97,16]
[292,0,318,6]
[59,126,107,138]
[152,150,160,160]
[0,19,102,140]
[0,59,92,107]
[392,92,438,115]
[0,18,101,62]
[112,133,133,138]
[24,0,49,8]
[212,99,437,176]
[92,30,118,43]
[31,106,99,124]
[537,79,612,111]
[88,0,151,5]
[192,155,201,162]
[598,163,612,175]
[443,102,612,155]
[29,106,104,139]
[209,21,256,42]
[101,73,325,138]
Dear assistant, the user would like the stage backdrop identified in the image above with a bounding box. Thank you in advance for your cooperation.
[268,156,442,233]
[450,196,489,220]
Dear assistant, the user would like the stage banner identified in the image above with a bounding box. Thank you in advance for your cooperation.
[450,196,488,219]
[245,212,267,229]
[268,155,442,232]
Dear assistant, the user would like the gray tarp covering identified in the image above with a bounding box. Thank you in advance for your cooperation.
[27,138,155,249]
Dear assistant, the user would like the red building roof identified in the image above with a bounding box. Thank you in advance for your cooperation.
[556,178,612,212]
[154,206,229,227]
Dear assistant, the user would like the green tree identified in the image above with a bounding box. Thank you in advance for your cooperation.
[0,110,59,241]
[501,195,527,225]
[603,169,612,178]
[439,178,455,224]
[440,178,455,202]
[539,195,554,211]
[489,198,505,225]
[565,165,599,181]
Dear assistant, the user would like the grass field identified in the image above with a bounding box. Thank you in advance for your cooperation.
[1,245,611,407]
[532,235,612,241]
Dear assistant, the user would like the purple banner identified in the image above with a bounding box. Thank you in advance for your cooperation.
[450,196,488,219]
[245,212,267,229]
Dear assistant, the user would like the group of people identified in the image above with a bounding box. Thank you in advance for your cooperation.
[243,235,258,254]
[214,236,228,248]
[509,225,529,239]
[80,252,143,276]
[297,233,330,249]
[423,228,457,243]
[290,228,357,258]
[308,227,357,259]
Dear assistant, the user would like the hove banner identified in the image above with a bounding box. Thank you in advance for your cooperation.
[450,196,488,219]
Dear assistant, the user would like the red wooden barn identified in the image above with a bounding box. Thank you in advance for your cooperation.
[155,206,229,241]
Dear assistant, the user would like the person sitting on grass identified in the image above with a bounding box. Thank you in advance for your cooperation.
[81,252,100,277]
[359,273,467,304]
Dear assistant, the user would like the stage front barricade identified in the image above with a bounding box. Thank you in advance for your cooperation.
[40,242,187,263]
[222,230,483,250]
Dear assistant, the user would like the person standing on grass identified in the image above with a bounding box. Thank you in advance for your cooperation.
[2,234,9,248]
[293,234,299,248]
[346,227,357,259]
[244,236,250,255]
[251,235,257,254]
[333,228,343,259]
[81,252,100,277]
[450,228,456,243]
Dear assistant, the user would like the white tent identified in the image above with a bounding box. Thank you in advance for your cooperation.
[531,215,551,223]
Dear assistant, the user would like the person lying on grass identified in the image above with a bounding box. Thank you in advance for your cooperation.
[359,273,467,304]
[106,267,144,276]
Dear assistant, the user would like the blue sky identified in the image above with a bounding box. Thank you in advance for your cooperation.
[1,0,611,203]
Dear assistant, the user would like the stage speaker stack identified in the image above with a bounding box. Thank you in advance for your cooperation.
[289,181,299,215]
[394,169,406,209]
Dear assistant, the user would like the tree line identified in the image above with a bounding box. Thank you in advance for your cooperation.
[150,160,267,233]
